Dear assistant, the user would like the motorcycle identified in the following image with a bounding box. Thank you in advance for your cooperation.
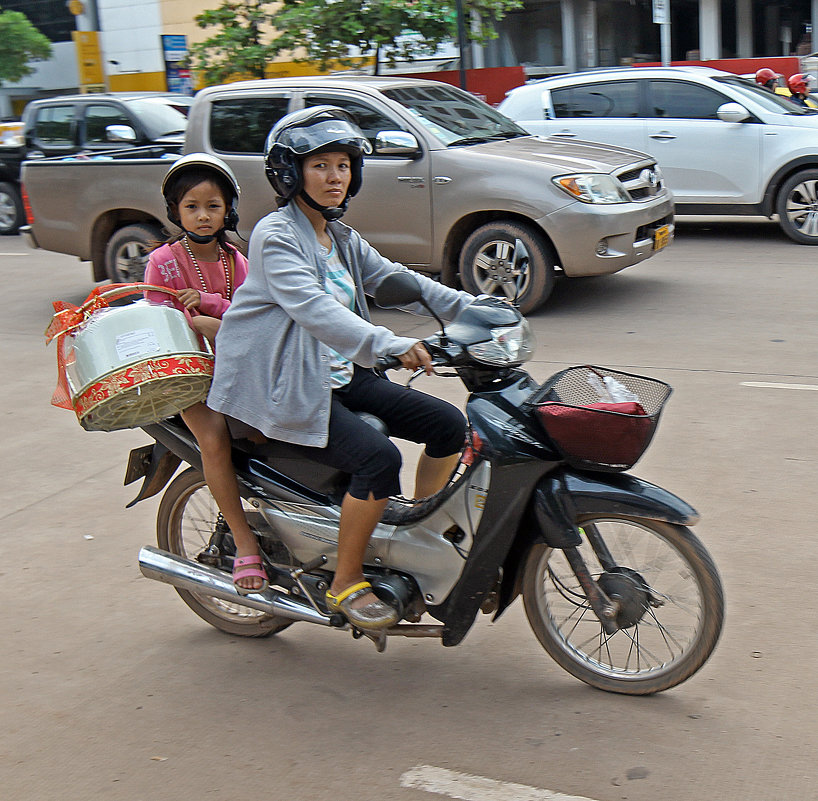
[127,272,724,695]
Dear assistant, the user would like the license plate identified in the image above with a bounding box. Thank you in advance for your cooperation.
[653,224,670,251]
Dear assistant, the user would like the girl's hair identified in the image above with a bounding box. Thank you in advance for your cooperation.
[163,167,236,247]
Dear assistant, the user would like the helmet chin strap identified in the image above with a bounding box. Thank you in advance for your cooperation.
[184,228,221,244]
[300,190,348,221]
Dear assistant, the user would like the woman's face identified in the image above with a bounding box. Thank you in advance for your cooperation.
[177,179,227,238]
[301,151,351,207]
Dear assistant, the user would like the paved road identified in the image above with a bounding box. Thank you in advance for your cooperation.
[2,218,815,801]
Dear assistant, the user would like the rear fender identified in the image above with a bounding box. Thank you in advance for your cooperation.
[124,442,181,508]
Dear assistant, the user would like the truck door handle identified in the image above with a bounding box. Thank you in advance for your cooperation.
[649,132,677,140]
[552,131,576,137]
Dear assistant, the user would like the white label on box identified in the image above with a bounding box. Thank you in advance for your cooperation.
[116,328,161,360]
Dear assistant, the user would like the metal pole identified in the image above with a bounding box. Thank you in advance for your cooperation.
[455,0,468,90]
[653,0,671,65]
[661,22,671,65]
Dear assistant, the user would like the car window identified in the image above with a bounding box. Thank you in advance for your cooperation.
[125,98,189,138]
[209,96,292,154]
[648,80,727,119]
[551,81,640,118]
[715,75,816,115]
[381,84,526,146]
[85,104,134,143]
[33,105,76,145]
[499,88,545,120]
[303,93,407,154]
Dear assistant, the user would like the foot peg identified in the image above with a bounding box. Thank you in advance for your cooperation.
[351,626,388,653]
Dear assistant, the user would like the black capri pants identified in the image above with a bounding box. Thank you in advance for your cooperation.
[294,366,466,500]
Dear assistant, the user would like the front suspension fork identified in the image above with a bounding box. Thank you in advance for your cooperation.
[562,545,619,635]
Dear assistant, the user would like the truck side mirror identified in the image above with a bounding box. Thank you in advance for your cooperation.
[106,124,137,143]
[374,130,421,157]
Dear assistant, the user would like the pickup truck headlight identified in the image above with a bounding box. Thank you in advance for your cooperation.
[466,321,535,366]
[553,173,630,204]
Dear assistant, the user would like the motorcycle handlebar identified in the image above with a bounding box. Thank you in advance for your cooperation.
[375,355,403,370]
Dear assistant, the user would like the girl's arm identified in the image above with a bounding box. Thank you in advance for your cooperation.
[144,250,185,313]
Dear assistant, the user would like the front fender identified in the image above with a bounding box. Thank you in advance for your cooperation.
[534,469,699,549]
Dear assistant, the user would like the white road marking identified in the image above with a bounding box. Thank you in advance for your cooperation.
[0,252,26,256]
[399,765,601,801]
[740,381,818,391]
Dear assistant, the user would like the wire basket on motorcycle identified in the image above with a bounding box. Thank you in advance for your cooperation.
[525,366,672,471]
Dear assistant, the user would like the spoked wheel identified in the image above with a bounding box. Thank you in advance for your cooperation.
[522,516,724,695]
[156,467,293,637]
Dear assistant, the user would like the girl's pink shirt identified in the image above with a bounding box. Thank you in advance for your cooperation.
[144,240,249,318]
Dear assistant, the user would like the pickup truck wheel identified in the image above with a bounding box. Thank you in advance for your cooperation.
[0,182,23,235]
[459,222,555,314]
[105,223,162,282]
[776,169,818,244]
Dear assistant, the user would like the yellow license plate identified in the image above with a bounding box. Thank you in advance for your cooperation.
[653,224,670,251]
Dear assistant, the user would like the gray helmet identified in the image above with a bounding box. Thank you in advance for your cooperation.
[264,106,371,219]
[162,152,240,236]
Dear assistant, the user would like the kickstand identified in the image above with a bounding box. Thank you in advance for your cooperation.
[352,627,388,653]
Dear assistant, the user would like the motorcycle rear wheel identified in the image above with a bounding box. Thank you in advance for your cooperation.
[157,467,293,637]
[522,515,724,695]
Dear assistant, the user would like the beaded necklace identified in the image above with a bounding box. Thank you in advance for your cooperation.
[182,235,233,300]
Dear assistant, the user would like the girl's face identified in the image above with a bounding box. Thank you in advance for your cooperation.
[301,151,351,207]
[176,179,227,238]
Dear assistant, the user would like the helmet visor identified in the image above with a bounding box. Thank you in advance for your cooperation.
[284,118,373,156]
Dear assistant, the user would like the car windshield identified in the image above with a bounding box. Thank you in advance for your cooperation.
[126,98,191,137]
[714,76,817,115]
[381,84,528,146]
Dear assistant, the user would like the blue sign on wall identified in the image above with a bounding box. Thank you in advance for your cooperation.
[161,34,193,95]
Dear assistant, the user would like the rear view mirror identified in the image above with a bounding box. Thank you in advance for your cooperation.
[106,124,137,143]
[374,272,423,308]
[374,130,420,157]
[717,103,751,123]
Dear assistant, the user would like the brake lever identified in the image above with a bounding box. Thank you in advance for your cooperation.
[406,365,458,387]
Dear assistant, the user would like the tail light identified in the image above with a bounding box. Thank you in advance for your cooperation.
[21,183,33,224]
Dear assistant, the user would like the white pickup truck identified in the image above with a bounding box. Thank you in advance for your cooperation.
[21,76,674,312]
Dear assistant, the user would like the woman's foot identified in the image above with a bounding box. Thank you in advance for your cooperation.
[232,553,269,596]
[326,581,398,630]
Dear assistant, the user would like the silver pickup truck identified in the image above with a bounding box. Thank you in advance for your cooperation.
[22,76,674,312]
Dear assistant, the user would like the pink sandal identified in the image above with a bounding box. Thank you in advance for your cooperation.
[232,555,269,596]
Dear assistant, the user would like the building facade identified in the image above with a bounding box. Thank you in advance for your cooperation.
[3,0,818,118]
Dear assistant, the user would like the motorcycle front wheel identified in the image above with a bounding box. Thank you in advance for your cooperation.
[522,516,724,695]
[156,467,293,637]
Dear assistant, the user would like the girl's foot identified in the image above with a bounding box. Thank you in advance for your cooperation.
[232,553,269,596]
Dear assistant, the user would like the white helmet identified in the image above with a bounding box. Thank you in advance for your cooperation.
[161,152,240,237]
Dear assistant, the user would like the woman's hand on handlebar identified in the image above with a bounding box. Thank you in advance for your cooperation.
[398,342,434,375]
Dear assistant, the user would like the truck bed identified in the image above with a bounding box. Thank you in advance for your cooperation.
[22,145,178,264]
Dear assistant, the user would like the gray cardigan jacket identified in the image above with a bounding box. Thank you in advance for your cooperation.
[207,202,474,447]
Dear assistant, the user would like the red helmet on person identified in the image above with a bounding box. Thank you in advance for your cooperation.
[787,73,810,94]
[755,68,777,86]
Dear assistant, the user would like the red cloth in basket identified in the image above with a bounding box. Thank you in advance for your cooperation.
[536,401,651,468]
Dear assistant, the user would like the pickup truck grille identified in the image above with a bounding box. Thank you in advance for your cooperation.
[617,163,665,200]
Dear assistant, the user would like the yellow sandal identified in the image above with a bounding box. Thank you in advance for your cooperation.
[325,581,398,630]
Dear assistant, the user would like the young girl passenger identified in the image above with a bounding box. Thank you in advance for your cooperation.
[144,154,267,595]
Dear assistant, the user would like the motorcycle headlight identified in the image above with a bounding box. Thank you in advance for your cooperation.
[466,320,535,366]
[553,173,630,204]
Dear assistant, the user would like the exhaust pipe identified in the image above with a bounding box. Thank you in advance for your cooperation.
[138,545,336,627]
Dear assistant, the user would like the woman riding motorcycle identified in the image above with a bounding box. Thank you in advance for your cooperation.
[207,107,475,631]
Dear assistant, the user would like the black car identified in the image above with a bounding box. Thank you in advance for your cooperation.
[0,92,191,235]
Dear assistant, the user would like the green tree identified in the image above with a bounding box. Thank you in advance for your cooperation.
[187,0,279,84]
[272,0,522,74]
[0,9,52,86]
